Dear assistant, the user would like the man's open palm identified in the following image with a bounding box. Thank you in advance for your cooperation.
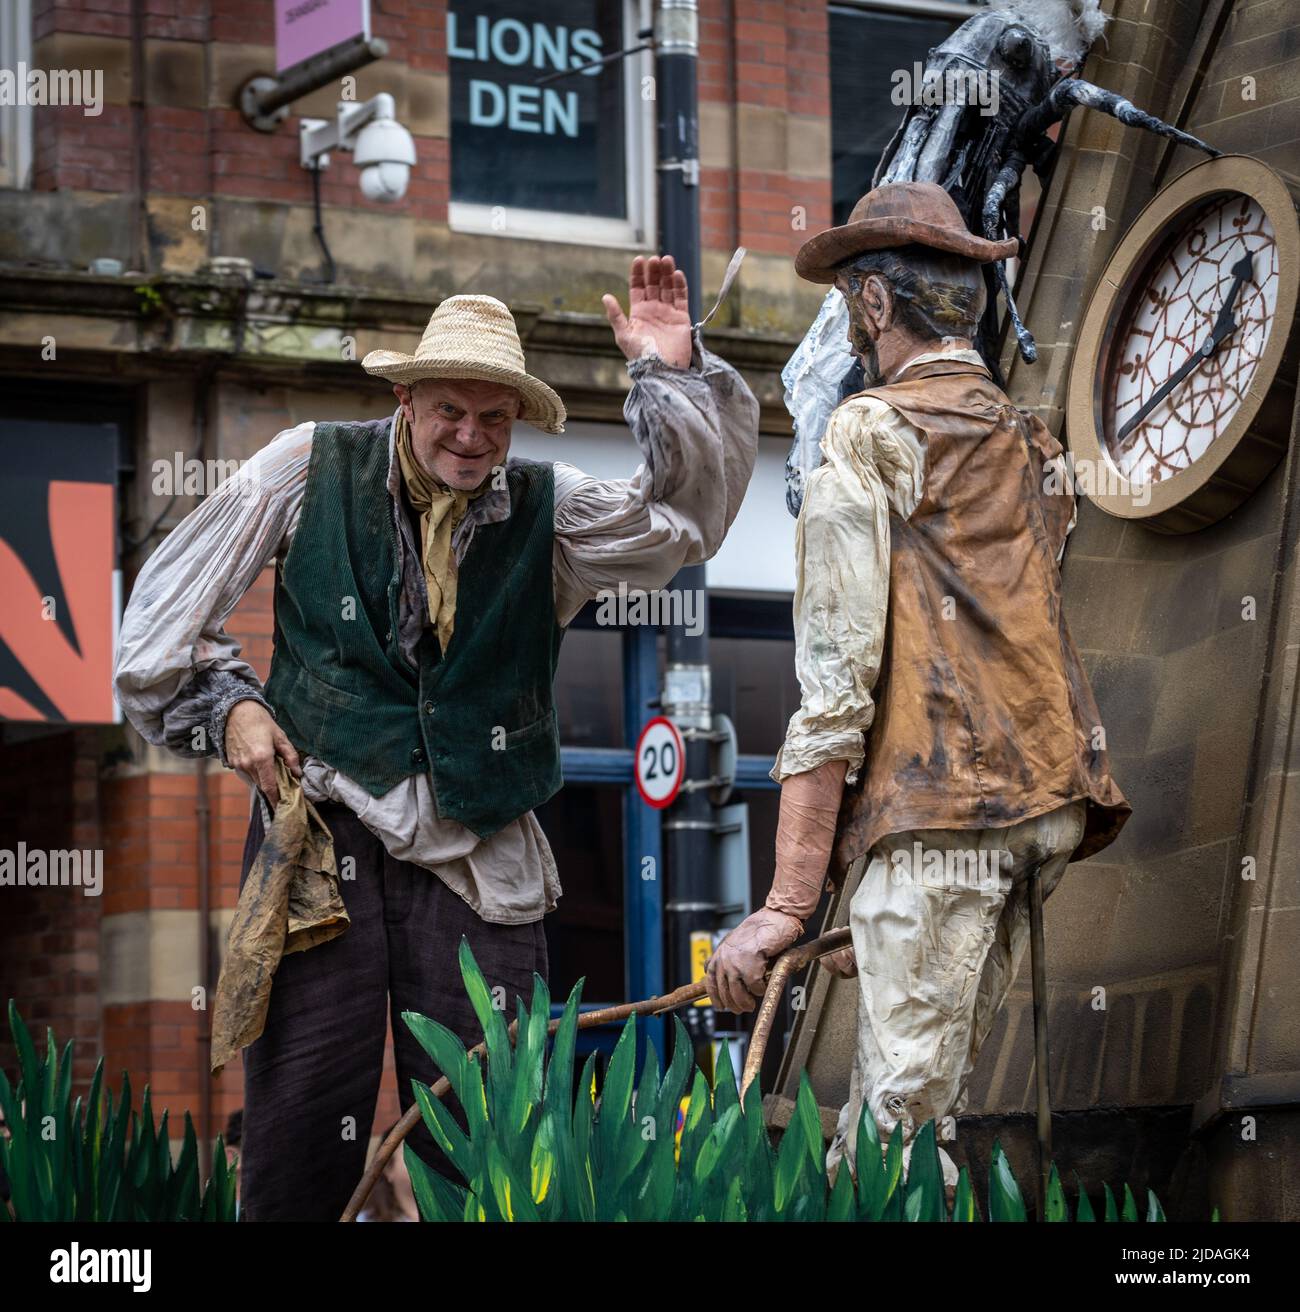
[603,254,693,369]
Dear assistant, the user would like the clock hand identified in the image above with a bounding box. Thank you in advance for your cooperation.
[1209,251,1254,343]
[1116,348,1216,445]
[1115,249,1254,446]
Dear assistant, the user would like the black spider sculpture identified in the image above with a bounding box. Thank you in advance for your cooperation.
[784,0,1220,516]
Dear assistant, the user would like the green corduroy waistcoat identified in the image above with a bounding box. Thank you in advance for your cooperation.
[264,418,564,838]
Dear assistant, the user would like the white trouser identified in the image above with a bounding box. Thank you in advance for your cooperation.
[827,800,1087,1182]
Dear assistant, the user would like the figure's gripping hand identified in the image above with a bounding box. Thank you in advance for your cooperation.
[602,254,693,369]
[705,907,803,1014]
[224,699,301,810]
[821,945,858,979]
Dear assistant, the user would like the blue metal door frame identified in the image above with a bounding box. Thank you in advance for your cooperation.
[556,604,785,1060]
[558,622,666,1054]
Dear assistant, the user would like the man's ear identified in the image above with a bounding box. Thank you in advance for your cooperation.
[393,383,413,421]
[862,274,893,334]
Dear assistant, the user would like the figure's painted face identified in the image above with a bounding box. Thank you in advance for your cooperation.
[835,271,885,386]
[394,378,520,491]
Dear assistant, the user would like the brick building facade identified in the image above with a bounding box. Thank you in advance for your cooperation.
[2,0,1298,1219]
[771,0,1300,1223]
[0,0,834,1177]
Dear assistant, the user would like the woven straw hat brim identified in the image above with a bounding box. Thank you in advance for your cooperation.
[795,217,1019,284]
[362,352,565,434]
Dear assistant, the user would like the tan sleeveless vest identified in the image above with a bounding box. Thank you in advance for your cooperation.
[831,358,1130,883]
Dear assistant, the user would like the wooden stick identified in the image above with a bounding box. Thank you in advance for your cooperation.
[1028,865,1052,1221]
[740,926,852,1099]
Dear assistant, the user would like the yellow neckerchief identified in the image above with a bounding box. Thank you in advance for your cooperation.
[394,410,488,653]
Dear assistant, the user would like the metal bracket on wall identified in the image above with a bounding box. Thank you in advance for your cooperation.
[658,158,701,186]
[238,34,390,132]
[678,712,737,805]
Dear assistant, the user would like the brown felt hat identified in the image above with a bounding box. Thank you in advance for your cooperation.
[795,181,1019,284]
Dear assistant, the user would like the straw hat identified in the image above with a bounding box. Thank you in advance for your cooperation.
[795,182,1018,284]
[362,294,566,434]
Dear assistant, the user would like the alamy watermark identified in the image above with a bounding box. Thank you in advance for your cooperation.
[151,453,258,500]
[0,65,103,116]
[1044,453,1152,508]
[889,843,1012,893]
[49,1244,151,1293]
[0,844,103,897]
[890,62,1000,118]
[595,581,705,637]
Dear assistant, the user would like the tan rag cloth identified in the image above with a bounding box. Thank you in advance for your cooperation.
[394,409,487,652]
[210,760,349,1075]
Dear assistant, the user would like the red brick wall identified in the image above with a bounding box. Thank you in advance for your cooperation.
[699,0,832,260]
[0,607,397,1176]
[12,0,832,1169]
[0,728,103,1091]
[29,1,830,270]
[33,0,131,41]
[33,105,133,194]
[30,0,453,225]
[699,0,736,256]
[100,771,239,917]
[0,727,248,1123]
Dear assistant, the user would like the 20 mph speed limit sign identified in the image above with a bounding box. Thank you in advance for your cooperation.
[634,716,685,809]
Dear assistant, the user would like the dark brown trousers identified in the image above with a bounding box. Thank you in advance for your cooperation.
[237,800,548,1222]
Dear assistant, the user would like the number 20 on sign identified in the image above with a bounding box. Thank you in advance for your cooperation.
[634,715,685,809]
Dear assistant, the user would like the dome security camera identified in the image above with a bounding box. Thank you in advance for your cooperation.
[298,94,418,206]
[353,115,416,203]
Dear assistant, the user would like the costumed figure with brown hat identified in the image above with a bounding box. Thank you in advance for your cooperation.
[706,183,1130,1187]
[114,257,759,1220]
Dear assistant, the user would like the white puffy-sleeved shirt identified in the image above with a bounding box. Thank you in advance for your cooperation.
[115,341,759,923]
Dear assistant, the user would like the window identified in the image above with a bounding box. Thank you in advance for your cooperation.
[0,0,33,190]
[537,784,625,1003]
[710,634,800,757]
[447,0,653,246]
[829,0,982,224]
[554,626,623,748]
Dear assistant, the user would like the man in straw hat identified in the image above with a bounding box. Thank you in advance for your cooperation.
[115,255,759,1219]
[707,182,1128,1187]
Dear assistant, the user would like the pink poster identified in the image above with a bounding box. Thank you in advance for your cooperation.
[275,0,371,74]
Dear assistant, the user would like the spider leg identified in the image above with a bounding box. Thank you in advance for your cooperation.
[982,76,1219,367]
[881,111,933,184]
[872,115,909,189]
[1030,78,1221,160]
[992,251,1038,365]
[916,102,966,185]
[940,141,970,195]
[983,156,1037,364]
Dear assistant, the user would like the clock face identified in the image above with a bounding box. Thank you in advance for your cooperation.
[1102,193,1280,487]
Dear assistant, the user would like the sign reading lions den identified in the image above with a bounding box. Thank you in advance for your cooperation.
[449,2,628,218]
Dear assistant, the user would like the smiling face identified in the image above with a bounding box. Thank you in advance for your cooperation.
[393,377,521,490]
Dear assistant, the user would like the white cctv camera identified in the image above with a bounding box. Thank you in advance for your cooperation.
[299,93,416,204]
[354,115,416,203]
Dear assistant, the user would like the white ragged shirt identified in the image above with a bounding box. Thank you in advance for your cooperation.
[772,350,976,785]
[115,340,759,923]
